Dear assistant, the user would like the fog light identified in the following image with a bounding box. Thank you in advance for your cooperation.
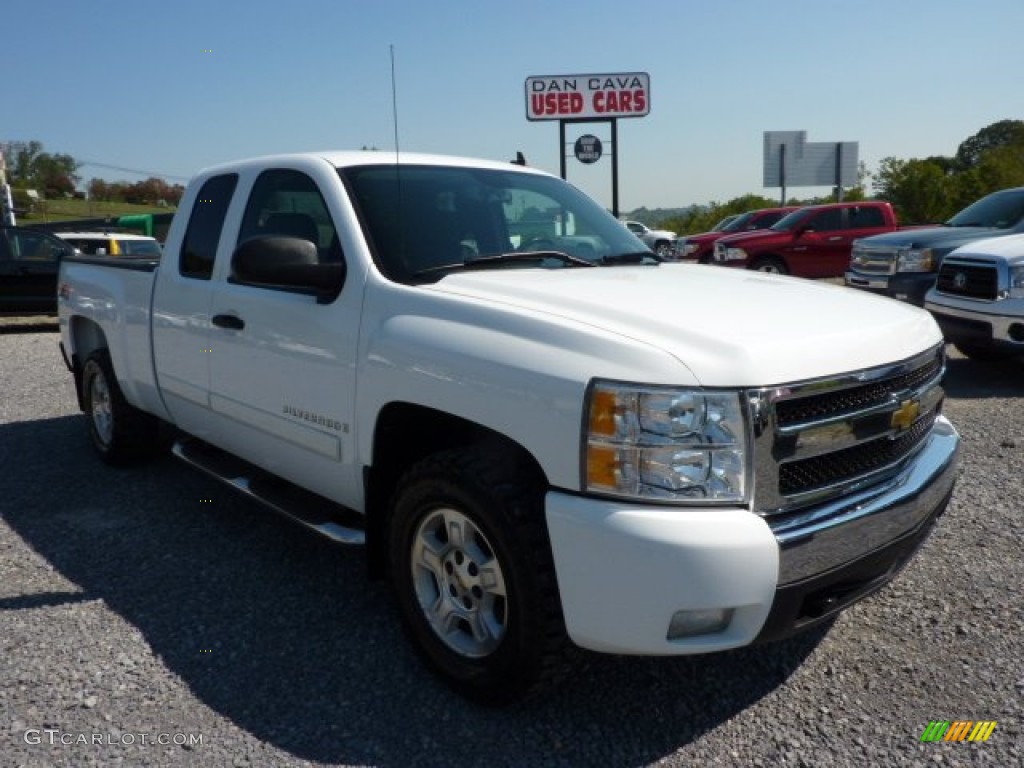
[667,608,734,640]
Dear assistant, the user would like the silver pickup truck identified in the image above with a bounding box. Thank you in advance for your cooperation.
[925,233,1024,360]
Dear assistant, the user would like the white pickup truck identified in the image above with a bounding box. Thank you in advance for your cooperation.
[58,151,960,703]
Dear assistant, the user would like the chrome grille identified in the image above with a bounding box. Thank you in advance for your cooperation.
[849,244,898,275]
[778,407,937,495]
[750,345,945,517]
[775,354,941,427]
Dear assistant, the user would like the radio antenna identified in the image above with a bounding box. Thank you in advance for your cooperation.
[390,44,400,160]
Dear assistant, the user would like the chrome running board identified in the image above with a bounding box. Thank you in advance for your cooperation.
[172,437,366,546]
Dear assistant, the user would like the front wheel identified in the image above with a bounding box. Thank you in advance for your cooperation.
[388,449,570,703]
[81,350,161,465]
[751,256,788,275]
[654,240,674,258]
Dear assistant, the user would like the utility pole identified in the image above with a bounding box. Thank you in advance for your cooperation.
[0,148,16,226]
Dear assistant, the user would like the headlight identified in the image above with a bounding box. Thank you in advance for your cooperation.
[896,247,934,272]
[1010,265,1024,299]
[584,381,748,502]
[724,247,747,262]
[681,242,699,255]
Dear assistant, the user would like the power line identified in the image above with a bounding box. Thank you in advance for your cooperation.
[78,160,191,182]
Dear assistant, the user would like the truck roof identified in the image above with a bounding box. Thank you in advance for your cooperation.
[196,150,552,179]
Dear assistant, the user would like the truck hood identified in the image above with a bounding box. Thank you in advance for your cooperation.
[680,231,723,245]
[426,264,940,387]
[715,229,791,248]
[858,225,998,249]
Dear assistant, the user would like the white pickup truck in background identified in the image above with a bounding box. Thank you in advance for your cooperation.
[622,219,677,257]
[58,151,959,703]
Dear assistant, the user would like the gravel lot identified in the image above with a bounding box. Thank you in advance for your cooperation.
[1,317,1021,767]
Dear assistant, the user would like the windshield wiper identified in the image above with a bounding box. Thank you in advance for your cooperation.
[598,251,663,265]
[412,250,596,277]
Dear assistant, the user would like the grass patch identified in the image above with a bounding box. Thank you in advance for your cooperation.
[18,198,175,224]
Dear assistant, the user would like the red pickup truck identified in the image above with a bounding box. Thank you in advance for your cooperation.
[676,206,797,263]
[711,201,898,278]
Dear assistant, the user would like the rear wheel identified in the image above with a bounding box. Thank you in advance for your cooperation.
[81,350,161,465]
[751,256,788,275]
[388,449,570,704]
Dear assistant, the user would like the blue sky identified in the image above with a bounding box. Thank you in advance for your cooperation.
[6,0,1024,211]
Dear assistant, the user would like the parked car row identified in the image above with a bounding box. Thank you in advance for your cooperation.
[675,206,797,263]
[664,186,1024,360]
[0,227,161,315]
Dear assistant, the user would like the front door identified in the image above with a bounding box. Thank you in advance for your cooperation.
[0,229,67,313]
[205,162,362,508]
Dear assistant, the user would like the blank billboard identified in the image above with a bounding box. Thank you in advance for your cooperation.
[764,131,858,188]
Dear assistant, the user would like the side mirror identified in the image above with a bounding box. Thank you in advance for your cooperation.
[231,235,344,303]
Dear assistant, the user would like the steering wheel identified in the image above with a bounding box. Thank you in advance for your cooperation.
[519,237,556,251]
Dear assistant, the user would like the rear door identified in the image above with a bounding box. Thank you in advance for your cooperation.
[151,173,239,434]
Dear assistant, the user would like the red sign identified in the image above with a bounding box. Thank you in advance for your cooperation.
[525,72,650,121]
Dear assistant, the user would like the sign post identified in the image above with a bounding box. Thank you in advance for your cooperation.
[525,72,650,218]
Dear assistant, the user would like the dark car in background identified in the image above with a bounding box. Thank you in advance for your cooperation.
[0,226,76,315]
[846,186,1024,305]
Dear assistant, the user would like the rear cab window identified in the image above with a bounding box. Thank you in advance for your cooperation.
[180,174,239,279]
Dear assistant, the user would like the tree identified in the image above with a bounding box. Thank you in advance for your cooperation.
[662,193,781,235]
[954,119,1024,169]
[873,157,955,223]
[4,141,80,197]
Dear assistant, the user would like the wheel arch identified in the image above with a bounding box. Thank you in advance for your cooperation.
[68,316,110,410]
[749,253,789,272]
[364,402,547,579]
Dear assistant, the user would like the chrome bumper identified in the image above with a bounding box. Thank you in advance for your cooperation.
[925,300,1024,345]
[770,415,959,584]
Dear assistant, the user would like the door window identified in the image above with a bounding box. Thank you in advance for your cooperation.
[233,169,345,296]
[806,209,843,232]
[9,230,66,260]
[845,206,885,228]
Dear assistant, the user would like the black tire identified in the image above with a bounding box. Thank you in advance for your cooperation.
[654,240,673,258]
[751,256,788,275]
[388,449,570,704]
[954,343,1015,362]
[81,350,161,465]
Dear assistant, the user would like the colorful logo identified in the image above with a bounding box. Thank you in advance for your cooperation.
[920,720,997,742]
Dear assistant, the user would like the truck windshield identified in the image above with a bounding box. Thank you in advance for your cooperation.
[720,212,754,232]
[946,189,1024,229]
[769,208,815,232]
[339,164,648,284]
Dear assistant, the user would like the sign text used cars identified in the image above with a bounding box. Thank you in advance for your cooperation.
[525,73,650,121]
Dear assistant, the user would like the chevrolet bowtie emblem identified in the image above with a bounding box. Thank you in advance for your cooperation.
[891,399,921,432]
